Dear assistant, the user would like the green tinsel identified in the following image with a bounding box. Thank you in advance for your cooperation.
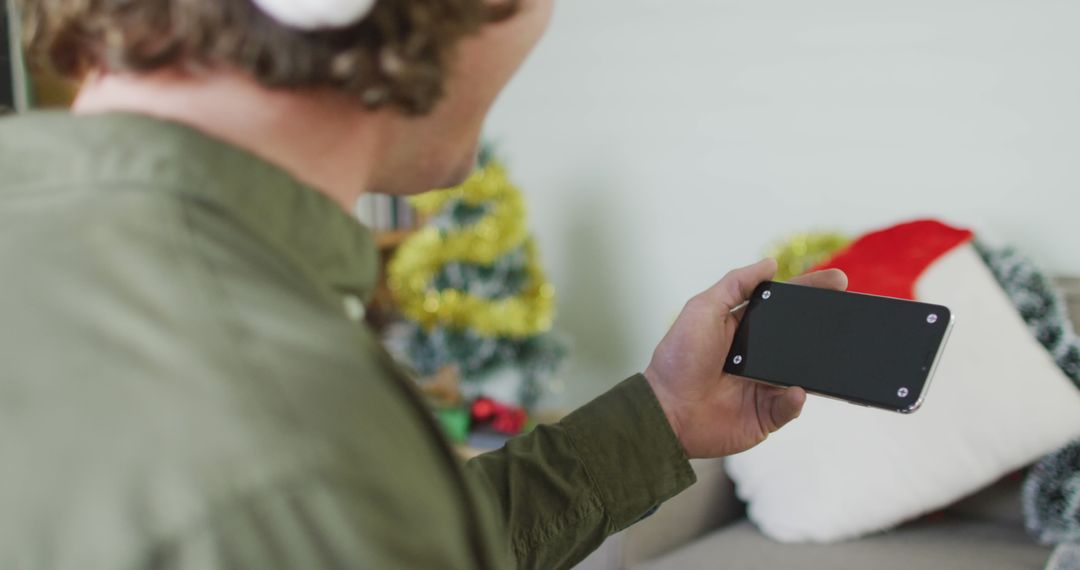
[385,147,567,409]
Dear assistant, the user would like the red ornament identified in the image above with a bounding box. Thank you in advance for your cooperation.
[471,398,497,423]
[470,397,528,435]
[491,407,527,435]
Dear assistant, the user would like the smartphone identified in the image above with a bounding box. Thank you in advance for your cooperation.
[723,281,954,414]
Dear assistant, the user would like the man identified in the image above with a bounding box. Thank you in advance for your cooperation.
[0,0,846,568]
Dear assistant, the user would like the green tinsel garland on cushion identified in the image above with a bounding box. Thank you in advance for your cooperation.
[973,241,1080,561]
[976,242,1080,385]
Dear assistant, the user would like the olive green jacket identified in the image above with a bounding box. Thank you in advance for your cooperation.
[0,113,695,569]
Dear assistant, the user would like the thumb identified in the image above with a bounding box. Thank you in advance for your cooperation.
[765,386,807,432]
[701,258,778,312]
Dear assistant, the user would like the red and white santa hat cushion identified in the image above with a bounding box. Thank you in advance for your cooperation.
[725,220,1080,543]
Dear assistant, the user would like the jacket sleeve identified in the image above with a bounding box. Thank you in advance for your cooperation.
[464,374,697,570]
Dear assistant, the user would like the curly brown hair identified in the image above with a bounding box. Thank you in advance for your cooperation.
[16,0,519,115]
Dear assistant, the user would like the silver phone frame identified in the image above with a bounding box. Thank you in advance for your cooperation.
[896,312,955,414]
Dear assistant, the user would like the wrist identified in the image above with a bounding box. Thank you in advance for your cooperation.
[642,366,687,454]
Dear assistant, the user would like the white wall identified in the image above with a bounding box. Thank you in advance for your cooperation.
[484,0,1080,406]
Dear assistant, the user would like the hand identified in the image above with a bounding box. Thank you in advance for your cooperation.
[644,259,848,459]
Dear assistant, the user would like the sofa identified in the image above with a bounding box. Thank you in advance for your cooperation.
[579,277,1080,570]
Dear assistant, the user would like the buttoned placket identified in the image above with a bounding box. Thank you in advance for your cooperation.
[342,294,366,323]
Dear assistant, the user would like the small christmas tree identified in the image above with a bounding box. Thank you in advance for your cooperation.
[386,149,567,420]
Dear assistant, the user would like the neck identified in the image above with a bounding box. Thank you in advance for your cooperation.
[73,70,384,212]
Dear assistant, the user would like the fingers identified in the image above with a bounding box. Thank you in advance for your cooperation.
[703,258,778,312]
[788,268,849,292]
[765,386,806,432]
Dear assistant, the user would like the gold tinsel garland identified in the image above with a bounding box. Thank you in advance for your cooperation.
[388,162,556,338]
[767,231,852,281]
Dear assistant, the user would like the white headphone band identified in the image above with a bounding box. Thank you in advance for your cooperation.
[251,0,377,31]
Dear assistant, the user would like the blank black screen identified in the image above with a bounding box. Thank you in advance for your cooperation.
[724,282,951,412]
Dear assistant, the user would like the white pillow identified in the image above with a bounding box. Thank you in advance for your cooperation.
[724,244,1080,543]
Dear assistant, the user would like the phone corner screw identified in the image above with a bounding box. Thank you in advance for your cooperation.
[927,314,938,324]
[733,355,743,365]
[897,387,910,398]
[762,290,772,300]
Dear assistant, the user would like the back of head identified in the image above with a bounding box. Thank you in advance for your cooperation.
[17,0,519,115]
